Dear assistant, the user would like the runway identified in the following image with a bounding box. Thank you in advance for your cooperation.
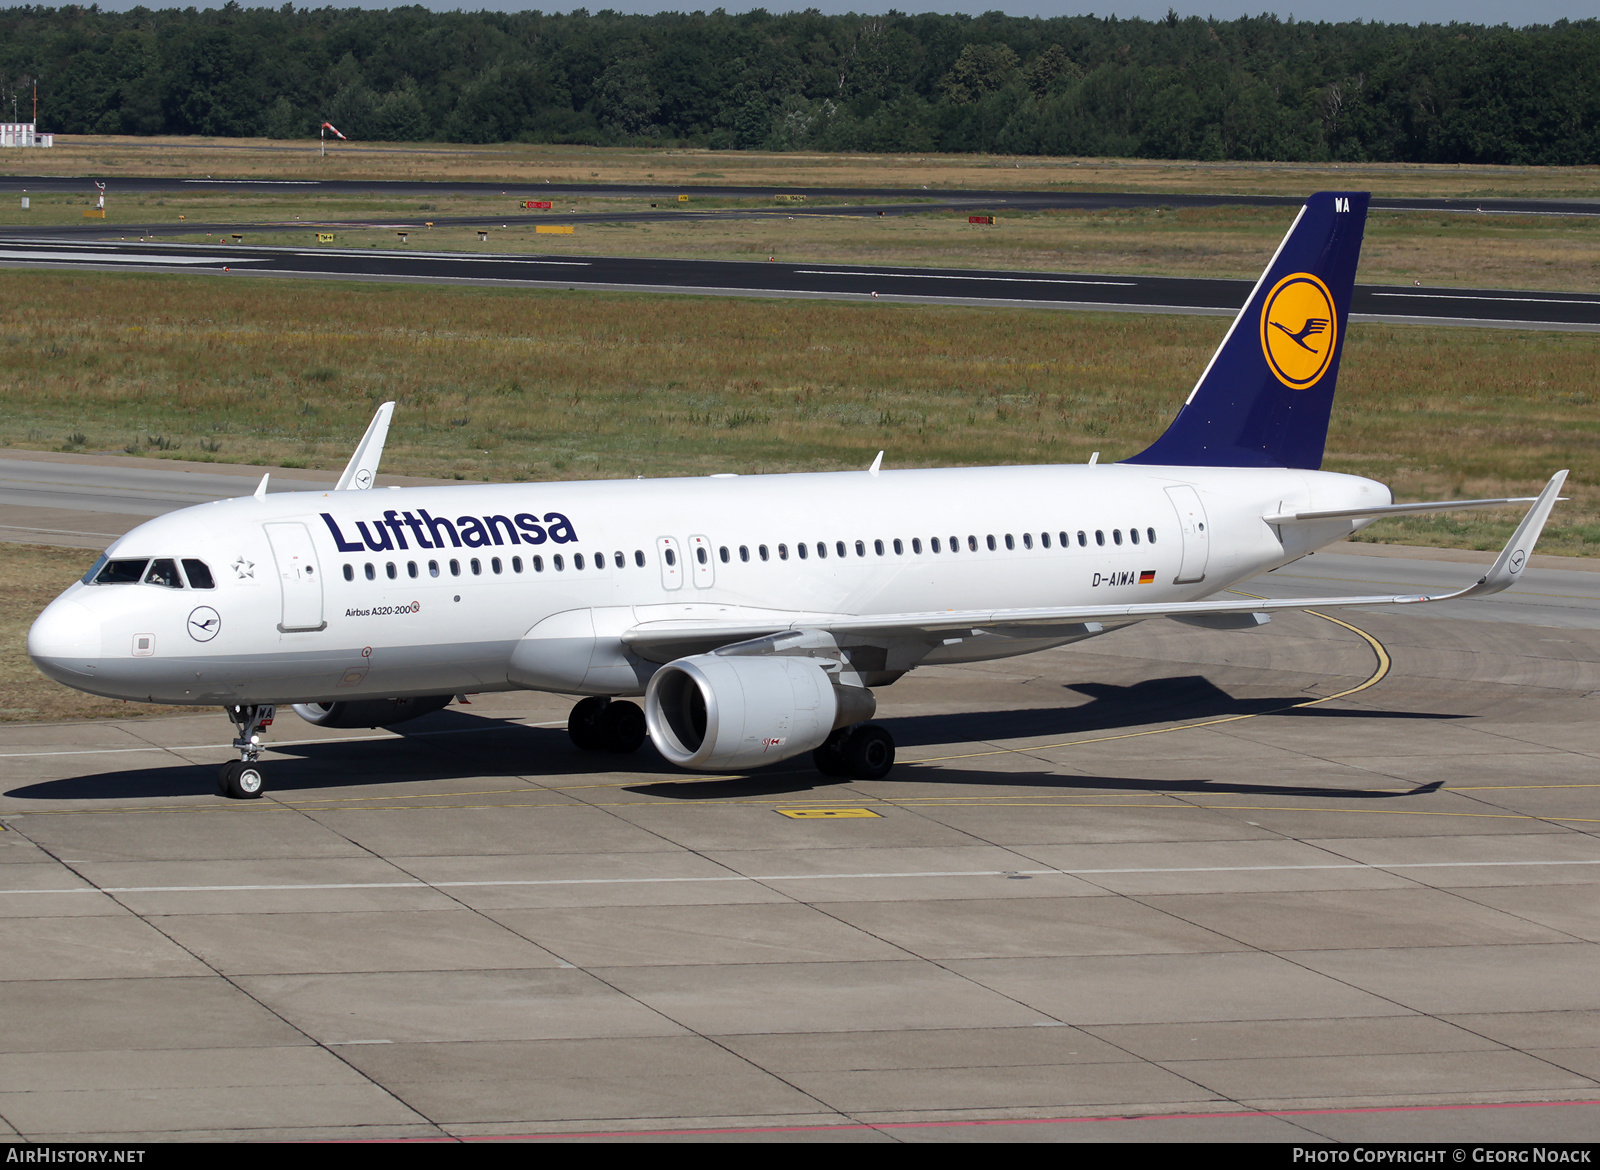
[1,454,1599,1140]
[1,236,1594,329]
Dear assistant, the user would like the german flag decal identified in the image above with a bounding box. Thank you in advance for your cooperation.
[1139,570,1157,584]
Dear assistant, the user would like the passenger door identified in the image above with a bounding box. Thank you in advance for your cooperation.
[1164,485,1210,584]
[264,522,326,631]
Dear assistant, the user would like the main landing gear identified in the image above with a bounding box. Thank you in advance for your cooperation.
[813,723,896,781]
[568,696,648,755]
[218,704,275,800]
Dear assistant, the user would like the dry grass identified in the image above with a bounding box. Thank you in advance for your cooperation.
[8,136,1600,200]
[0,543,209,722]
[1,267,1595,552]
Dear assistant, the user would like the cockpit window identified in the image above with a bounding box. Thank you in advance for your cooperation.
[93,559,149,585]
[144,559,184,589]
[182,559,216,589]
[81,554,109,585]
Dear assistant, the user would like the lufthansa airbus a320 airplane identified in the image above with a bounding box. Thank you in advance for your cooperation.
[29,192,1567,799]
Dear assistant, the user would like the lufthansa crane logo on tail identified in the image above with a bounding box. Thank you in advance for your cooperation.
[1261,273,1337,389]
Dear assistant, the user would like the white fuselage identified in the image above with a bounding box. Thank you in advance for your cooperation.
[28,462,1388,707]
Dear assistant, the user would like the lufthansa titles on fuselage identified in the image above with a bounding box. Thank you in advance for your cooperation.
[321,509,578,554]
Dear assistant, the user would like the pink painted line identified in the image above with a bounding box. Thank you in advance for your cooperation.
[457,1097,1600,1142]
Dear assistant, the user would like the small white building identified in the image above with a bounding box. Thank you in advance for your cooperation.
[0,123,53,148]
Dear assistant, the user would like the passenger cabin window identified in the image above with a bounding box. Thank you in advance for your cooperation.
[634,550,646,567]
[911,538,921,554]
[513,557,524,573]
[365,563,376,581]
[575,554,586,570]
[1130,529,1140,545]
[386,562,397,579]
[758,545,769,562]
[1095,531,1105,547]
[182,559,215,589]
[1040,533,1050,548]
[1113,530,1122,546]
[1147,528,1157,544]
[1077,531,1087,547]
[429,560,440,578]
[986,535,997,551]
[1022,533,1032,550]
[553,554,565,571]
[532,555,545,572]
[720,546,731,564]
[739,546,750,563]
[343,564,354,582]
[449,559,461,576]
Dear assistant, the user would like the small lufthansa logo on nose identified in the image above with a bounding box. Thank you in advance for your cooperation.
[1261,272,1337,390]
[187,606,221,642]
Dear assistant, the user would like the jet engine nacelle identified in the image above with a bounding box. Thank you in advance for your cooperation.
[292,695,453,728]
[645,653,863,771]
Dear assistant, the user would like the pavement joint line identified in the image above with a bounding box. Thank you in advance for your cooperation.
[5,858,1598,897]
[0,719,572,758]
[459,1097,1600,1141]
[11,799,1599,820]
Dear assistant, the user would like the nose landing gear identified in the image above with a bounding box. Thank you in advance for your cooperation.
[219,704,275,799]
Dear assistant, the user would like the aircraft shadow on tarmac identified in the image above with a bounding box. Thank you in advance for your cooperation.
[9,675,1454,803]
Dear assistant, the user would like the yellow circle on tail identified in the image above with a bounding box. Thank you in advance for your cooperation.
[1260,273,1337,389]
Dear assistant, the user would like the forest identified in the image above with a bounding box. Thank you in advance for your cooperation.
[2,6,1597,164]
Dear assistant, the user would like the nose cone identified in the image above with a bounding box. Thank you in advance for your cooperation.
[28,597,102,683]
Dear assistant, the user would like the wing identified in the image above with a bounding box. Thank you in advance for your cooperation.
[621,471,1567,667]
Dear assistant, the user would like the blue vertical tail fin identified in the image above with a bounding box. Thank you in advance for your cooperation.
[1123,191,1369,470]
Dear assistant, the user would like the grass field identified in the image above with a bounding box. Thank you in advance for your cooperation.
[1,267,1594,548]
[8,136,1600,200]
[4,190,1597,293]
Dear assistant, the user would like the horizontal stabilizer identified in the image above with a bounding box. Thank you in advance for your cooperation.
[1265,494,1549,524]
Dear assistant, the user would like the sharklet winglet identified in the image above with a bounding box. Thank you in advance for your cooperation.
[337,401,395,491]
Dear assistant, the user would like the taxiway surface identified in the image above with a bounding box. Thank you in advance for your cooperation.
[1,238,1594,330]
[2,463,1598,1141]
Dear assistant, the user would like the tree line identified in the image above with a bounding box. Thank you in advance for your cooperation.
[2,5,1597,164]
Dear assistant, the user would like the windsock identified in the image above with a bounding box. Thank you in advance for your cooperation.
[321,122,348,139]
